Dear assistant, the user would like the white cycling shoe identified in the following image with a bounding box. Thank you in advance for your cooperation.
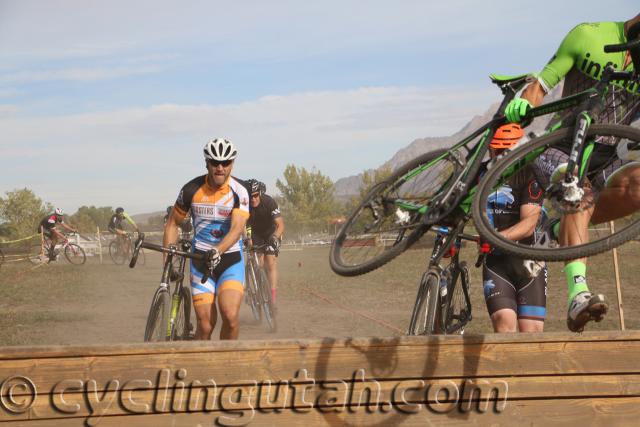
[567,291,608,332]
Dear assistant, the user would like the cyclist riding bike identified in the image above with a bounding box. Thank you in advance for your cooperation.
[482,124,547,333]
[108,207,139,254]
[246,179,285,307]
[165,138,250,341]
[503,13,640,331]
[37,208,78,260]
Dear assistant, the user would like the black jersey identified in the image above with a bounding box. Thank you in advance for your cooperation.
[485,165,543,245]
[39,213,63,231]
[248,194,281,237]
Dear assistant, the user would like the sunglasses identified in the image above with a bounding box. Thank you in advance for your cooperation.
[208,159,233,168]
[251,193,260,199]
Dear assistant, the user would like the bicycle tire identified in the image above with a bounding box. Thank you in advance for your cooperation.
[64,243,86,265]
[407,271,440,336]
[144,288,171,342]
[171,287,192,340]
[441,261,471,334]
[330,149,457,276]
[245,262,262,322]
[109,241,126,265]
[473,124,640,261]
[257,267,276,332]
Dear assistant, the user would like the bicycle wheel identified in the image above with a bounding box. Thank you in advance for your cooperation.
[171,287,192,340]
[109,241,126,265]
[244,262,262,322]
[473,124,640,261]
[330,149,458,276]
[407,271,440,335]
[441,261,471,334]
[144,287,171,342]
[64,243,86,265]
[257,267,276,332]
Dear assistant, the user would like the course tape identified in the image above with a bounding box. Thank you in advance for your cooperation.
[0,234,39,244]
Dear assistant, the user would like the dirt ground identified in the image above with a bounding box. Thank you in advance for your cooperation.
[1,242,639,347]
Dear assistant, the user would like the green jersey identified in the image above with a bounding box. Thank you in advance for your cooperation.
[539,21,639,127]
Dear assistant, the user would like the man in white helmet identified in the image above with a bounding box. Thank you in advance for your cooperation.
[37,208,78,261]
[164,138,250,340]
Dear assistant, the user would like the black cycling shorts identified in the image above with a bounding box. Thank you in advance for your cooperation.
[483,254,547,321]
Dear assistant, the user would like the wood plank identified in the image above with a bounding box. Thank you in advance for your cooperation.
[2,397,640,426]
[2,374,640,422]
[2,338,640,396]
[1,331,639,360]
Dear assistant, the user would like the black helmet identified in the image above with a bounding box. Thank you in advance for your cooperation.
[259,181,266,194]
[247,179,260,194]
[115,207,124,214]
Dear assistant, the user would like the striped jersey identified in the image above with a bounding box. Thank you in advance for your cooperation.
[173,175,250,253]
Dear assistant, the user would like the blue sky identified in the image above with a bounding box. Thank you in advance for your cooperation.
[0,0,637,214]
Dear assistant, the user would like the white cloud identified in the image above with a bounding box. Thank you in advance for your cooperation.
[0,84,495,212]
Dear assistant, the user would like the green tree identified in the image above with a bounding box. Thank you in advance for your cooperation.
[276,165,338,239]
[0,188,52,240]
[69,206,114,233]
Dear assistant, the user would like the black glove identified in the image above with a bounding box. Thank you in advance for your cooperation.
[268,235,281,254]
[207,248,221,272]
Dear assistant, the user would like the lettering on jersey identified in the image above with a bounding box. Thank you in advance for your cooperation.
[580,52,639,94]
[272,208,280,216]
[192,205,232,218]
[218,207,232,218]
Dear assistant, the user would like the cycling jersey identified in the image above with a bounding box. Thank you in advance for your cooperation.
[38,214,63,231]
[248,194,281,238]
[485,165,544,245]
[173,175,250,253]
[108,212,136,232]
[540,21,640,127]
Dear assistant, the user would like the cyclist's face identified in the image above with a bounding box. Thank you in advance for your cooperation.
[251,192,261,207]
[207,159,233,186]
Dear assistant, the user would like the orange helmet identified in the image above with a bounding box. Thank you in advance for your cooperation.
[490,124,524,149]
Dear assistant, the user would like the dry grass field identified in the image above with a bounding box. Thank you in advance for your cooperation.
[1,240,639,347]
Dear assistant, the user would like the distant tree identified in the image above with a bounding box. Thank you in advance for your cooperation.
[0,188,52,240]
[69,206,114,233]
[276,165,338,239]
[343,166,393,216]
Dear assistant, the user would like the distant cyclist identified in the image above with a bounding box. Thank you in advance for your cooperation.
[165,138,250,341]
[38,208,77,260]
[482,124,547,333]
[503,13,640,331]
[108,207,139,253]
[246,179,285,307]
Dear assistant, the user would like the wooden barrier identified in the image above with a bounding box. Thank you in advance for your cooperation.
[1,331,640,425]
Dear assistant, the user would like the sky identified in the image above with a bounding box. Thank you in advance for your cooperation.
[0,0,637,214]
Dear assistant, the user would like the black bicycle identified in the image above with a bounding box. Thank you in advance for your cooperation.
[244,243,276,332]
[331,37,640,276]
[408,225,482,335]
[129,234,217,342]
[109,232,145,265]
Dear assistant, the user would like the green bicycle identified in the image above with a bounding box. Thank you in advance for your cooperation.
[331,37,640,276]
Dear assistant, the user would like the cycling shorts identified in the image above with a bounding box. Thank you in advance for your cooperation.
[190,250,244,306]
[483,253,547,321]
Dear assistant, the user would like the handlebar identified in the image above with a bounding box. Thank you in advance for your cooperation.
[129,233,217,284]
[604,38,640,54]
[430,225,487,267]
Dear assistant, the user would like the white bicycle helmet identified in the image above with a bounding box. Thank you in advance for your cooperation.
[54,207,64,215]
[203,138,238,161]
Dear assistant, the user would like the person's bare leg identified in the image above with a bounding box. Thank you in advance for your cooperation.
[490,309,517,333]
[218,288,243,340]
[193,297,216,340]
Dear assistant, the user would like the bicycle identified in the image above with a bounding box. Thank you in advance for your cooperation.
[129,233,217,342]
[28,234,86,265]
[243,242,276,332]
[330,38,640,277]
[109,232,145,265]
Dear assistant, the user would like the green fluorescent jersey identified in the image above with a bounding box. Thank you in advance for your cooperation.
[539,21,640,126]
